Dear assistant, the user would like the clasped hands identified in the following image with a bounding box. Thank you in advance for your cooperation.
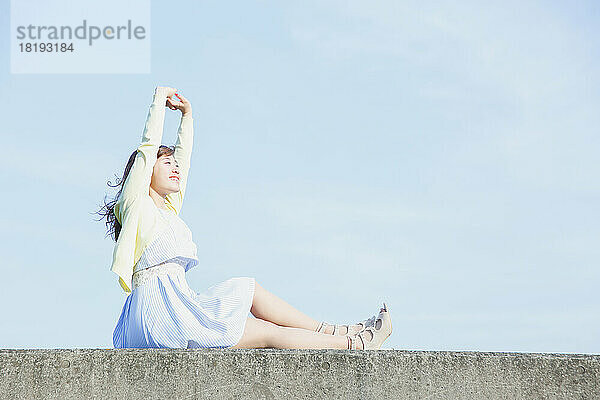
[155,86,192,116]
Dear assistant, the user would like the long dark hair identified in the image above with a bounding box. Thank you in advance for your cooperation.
[95,145,175,242]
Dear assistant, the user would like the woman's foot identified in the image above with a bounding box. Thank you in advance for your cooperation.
[317,322,365,336]
[316,305,386,336]
[347,304,392,350]
[347,330,379,349]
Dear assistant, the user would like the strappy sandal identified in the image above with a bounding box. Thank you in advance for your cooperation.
[316,315,376,336]
[348,334,363,349]
[316,303,387,336]
[347,303,392,350]
[353,302,389,334]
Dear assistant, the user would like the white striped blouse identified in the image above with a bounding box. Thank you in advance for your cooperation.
[133,207,199,274]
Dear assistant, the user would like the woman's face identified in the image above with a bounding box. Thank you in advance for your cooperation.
[150,154,180,195]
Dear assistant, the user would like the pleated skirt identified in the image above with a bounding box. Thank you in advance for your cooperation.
[113,263,256,349]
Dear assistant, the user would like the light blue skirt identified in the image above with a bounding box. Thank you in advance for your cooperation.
[113,263,256,349]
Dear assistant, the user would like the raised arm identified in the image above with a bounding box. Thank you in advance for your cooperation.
[114,86,176,223]
[166,94,193,215]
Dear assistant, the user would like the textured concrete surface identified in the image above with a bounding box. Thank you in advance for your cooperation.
[0,349,598,399]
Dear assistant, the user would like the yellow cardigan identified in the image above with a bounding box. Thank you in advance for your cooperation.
[110,87,194,293]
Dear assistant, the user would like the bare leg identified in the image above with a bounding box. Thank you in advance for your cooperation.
[250,281,321,331]
[229,317,364,349]
[250,281,357,335]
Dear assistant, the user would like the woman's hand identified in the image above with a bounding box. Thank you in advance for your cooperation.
[166,92,192,117]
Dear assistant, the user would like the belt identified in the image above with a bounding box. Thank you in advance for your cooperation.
[132,262,185,289]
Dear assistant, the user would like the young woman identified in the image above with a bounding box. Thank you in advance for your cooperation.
[97,86,393,350]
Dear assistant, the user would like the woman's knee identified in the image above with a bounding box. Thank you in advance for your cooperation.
[231,317,279,349]
[250,280,265,314]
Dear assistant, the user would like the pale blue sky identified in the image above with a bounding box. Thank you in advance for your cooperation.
[0,1,598,353]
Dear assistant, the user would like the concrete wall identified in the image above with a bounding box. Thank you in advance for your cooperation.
[1,349,598,399]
